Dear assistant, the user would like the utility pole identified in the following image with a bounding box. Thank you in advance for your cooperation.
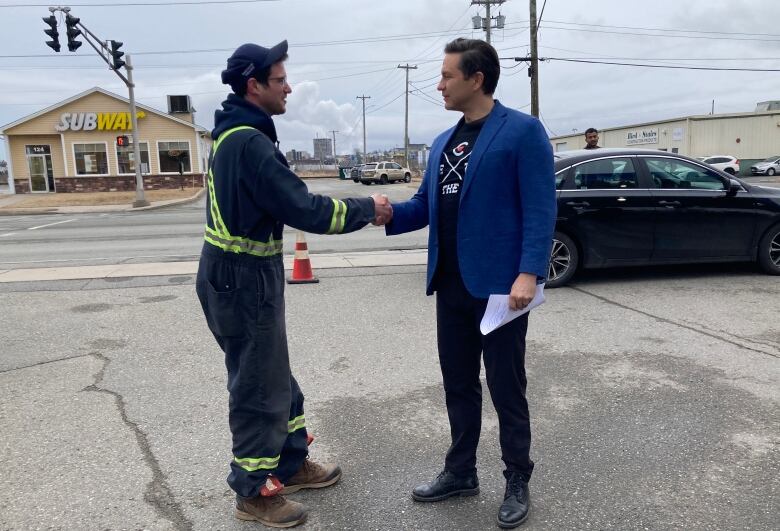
[329,129,338,164]
[356,95,370,162]
[397,64,417,167]
[529,0,540,117]
[470,0,506,44]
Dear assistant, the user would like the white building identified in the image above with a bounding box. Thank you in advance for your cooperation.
[550,105,780,172]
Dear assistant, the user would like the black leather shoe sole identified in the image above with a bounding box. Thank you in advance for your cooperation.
[497,510,529,529]
[411,486,480,502]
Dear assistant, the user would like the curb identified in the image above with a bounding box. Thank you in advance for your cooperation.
[0,188,205,216]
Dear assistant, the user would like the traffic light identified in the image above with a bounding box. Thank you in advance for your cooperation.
[116,135,129,147]
[65,14,82,52]
[43,15,60,52]
[110,40,125,70]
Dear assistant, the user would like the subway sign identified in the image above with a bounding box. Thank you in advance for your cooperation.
[55,111,147,132]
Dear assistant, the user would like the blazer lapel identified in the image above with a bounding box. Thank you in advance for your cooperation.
[461,102,507,199]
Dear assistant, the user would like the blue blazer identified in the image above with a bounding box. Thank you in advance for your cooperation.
[386,101,557,298]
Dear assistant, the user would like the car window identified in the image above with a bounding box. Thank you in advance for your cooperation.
[391,163,402,169]
[704,157,724,164]
[555,171,567,189]
[572,158,638,190]
[645,158,726,190]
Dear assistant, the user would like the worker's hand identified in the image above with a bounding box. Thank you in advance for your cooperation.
[371,194,393,225]
[508,273,537,311]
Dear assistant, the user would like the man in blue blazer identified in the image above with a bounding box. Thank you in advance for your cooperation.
[385,38,556,528]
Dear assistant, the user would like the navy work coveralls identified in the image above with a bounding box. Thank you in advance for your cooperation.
[196,94,375,498]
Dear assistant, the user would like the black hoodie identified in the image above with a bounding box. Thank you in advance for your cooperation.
[206,94,375,254]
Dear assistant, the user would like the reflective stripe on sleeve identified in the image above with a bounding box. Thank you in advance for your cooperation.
[327,198,348,234]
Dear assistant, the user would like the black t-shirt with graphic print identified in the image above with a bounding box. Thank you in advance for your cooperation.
[437,116,487,275]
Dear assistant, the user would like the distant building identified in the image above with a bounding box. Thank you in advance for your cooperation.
[550,102,780,171]
[313,138,333,162]
[286,149,308,162]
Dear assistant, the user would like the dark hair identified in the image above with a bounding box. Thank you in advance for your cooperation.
[233,53,288,97]
[443,38,499,95]
[585,127,598,135]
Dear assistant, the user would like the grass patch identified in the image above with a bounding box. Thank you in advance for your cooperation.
[2,188,201,208]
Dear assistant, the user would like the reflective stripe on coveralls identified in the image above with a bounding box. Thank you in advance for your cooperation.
[233,455,281,472]
[205,126,350,256]
[232,415,306,471]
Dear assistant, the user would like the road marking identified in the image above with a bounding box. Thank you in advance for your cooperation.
[27,218,76,231]
[0,232,17,237]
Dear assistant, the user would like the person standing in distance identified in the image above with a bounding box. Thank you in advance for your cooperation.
[383,38,556,528]
[584,127,601,149]
[196,40,392,528]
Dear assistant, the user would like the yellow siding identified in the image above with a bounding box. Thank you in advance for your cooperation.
[9,134,65,180]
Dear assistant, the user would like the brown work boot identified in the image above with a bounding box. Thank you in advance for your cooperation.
[282,458,342,494]
[235,492,308,528]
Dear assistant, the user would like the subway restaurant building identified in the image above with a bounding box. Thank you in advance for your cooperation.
[0,87,211,194]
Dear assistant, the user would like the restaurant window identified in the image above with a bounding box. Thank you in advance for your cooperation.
[158,141,192,173]
[116,142,150,174]
[74,143,109,175]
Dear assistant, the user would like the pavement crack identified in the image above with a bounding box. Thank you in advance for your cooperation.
[0,353,93,374]
[83,352,193,530]
[571,287,780,359]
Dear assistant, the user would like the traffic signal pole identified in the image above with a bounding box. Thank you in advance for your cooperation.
[125,55,147,207]
[41,7,148,207]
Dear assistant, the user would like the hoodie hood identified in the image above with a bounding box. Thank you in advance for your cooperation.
[212,93,278,143]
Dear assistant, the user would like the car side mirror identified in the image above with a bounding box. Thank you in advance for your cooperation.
[727,178,742,196]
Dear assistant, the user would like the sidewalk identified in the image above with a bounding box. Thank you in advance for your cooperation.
[0,187,205,215]
[0,249,428,283]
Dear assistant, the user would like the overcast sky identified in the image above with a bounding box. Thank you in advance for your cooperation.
[1,0,779,161]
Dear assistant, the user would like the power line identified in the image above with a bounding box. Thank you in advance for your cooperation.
[544,19,780,39]
[0,0,279,6]
[538,23,780,43]
[545,57,780,72]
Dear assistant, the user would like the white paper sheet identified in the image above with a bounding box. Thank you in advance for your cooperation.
[479,284,546,335]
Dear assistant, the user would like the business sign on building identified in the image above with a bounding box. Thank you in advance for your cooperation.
[54,111,147,132]
[626,128,658,145]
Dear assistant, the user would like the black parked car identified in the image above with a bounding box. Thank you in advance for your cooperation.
[548,149,780,287]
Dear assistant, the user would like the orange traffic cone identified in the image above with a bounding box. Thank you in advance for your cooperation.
[287,231,319,284]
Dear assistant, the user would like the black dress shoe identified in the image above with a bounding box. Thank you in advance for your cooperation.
[411,470,479,502]
[497,474,530,528]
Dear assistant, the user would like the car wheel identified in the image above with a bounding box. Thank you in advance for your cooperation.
[725,167,735,175]
[547,232,579,288]
[404,173,411,183]
[768,168,776,176]
[758,224,780,275]
[380,175,388,185]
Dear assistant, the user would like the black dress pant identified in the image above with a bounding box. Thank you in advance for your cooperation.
[196,244,308,498]
[435,271,534,481]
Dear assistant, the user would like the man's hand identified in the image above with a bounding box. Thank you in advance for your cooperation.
[508,273,537,311]
[371,194,393,225]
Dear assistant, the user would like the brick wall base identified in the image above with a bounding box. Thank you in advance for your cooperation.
[14,174,205,194]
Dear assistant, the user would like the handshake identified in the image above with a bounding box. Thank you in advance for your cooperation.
[371,194,393,226]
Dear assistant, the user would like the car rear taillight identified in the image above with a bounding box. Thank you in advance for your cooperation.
[735,159,740,165]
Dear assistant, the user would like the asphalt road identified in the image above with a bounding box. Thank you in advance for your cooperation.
[0,263,778,530]
[0,180,427,270]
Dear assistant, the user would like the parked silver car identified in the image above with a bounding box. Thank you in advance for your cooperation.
[360,161,412,185]
[750,156,780,176]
